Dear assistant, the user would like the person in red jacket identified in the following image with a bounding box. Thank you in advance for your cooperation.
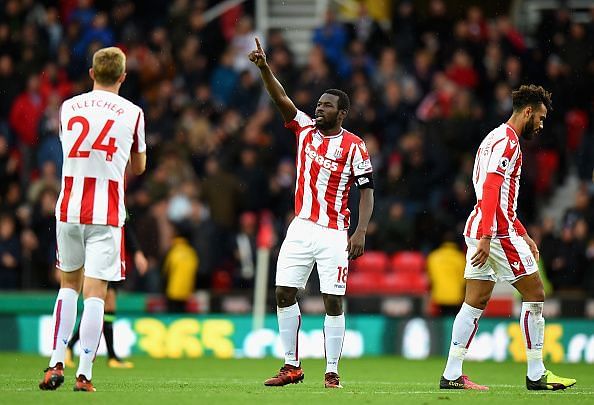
[9,73,46,182]
[9,74,45,147]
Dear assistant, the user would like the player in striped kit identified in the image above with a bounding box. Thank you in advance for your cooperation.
[440,85,576,391]
[249,38,374,389]
[39,47,146,392]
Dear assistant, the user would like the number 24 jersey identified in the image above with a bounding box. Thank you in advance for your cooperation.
[55,89,146,227]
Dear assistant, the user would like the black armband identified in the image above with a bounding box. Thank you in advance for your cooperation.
[354,173,374,189]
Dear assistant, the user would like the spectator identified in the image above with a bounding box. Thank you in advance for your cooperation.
[9,74,44,147]
[547,221,587,294]
[210,48,238,107]
[163,195,199,313]
[28,186,58,288]
[427,232,466,315]
[445,49,478,89]
[230,15,262,76]
[313,8,348,68]
[236,146,269,212]
[201,156,242,230]
[0,212,21,289]
[233,211,258,288]
[346,2,388,57]
[0,133,19,197]
[391,0,418,63]
[377,201,413,253]
[0,55,20,120]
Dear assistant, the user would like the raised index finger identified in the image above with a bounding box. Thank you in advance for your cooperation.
[255,37,263,52]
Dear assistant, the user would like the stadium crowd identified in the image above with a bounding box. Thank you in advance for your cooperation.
[0,0,593,304]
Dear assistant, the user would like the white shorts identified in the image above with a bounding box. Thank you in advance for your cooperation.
[464,235,538,283]
[276,217,349,295]
[56,222,125,282]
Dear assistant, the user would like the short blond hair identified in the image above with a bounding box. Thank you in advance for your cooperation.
[92,47,126,86]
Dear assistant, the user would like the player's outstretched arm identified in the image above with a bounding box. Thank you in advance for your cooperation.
[248,37,297,123]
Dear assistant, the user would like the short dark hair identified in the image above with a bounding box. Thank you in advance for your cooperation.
[323,89,350,112]
[512,84,552,112]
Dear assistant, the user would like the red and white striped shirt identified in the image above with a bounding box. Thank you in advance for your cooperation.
[285,110,372,230]
[55,90,146,227]
[464,123,525,239]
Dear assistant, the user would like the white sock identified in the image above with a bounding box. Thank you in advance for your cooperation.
[443,303,483,380]
[521,302,546,381]
[76,297,104,380]
[277,303,301,367]
[49,288,79,367]
[324,314,345,374]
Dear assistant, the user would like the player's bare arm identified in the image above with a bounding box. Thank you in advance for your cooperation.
[130,151,146,175]
[249,37,297,123]
[347,188,374,260]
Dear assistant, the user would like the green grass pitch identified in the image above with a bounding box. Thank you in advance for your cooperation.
[1,354,591,404]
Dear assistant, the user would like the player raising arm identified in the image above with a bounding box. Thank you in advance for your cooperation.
[440,85,575,391]
[250,38,374,389]
[39,47,146,392]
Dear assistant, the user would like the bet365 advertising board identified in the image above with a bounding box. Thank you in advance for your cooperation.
[2,315,593,362]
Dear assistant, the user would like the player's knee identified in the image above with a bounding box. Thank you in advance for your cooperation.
[323,294,343,315]
[466,294,490,310]
[275,287,297,307]
[524,288,545,302]
[465,291,491,310]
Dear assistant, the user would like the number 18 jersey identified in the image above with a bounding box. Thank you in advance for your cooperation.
[55,89,146,227]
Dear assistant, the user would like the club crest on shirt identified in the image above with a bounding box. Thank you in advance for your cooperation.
[333,147,343,159]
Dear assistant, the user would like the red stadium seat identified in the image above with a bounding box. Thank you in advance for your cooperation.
[350,251,389,274]
[482,297,513,317]
[380,272,429,295]
[389,251,426,275]
[347,272,383,295]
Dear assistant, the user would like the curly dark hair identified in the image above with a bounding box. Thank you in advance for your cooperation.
[323,88,350,112]
[512,84,553,112]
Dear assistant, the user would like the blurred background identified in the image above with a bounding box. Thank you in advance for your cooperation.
[0,0,592,362]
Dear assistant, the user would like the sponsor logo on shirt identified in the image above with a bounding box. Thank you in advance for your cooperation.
[356,159,372,172]
[305,143,339,171]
